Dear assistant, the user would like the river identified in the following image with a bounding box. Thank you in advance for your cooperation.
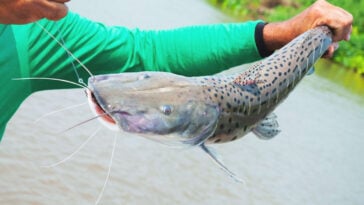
[1,0,363,204]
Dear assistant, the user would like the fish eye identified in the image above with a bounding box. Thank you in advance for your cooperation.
[160,105,173,115]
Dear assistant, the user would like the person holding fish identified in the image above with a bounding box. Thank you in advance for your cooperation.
[0,0,352,140]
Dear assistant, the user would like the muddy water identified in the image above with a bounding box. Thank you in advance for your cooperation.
[1,0,363,204]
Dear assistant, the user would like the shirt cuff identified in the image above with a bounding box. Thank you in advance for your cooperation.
[255,22,272,57]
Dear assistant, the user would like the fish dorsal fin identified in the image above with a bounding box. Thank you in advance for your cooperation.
[200,144,244,183]
[253,112,281,140]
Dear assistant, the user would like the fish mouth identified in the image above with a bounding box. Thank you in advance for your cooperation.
[86,89,152,133]
[112,111,157,134]
[87,90,117,128]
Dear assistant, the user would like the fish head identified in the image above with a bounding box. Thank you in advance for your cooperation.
[87,72,220,147]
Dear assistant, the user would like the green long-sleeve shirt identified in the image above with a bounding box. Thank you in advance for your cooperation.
[0,12,266,140]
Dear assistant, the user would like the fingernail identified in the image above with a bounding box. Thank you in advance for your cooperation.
[333,43,339,51]
[345,33,351,41]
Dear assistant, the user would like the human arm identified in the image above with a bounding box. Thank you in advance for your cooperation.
[20,12,265,92]
[261,0,353,57]
[11,1,352,91]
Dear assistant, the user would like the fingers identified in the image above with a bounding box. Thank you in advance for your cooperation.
[49,0,70,3]
[36,0,69,21]
[43,2,69,20]
[328,6,353,42]
[322,42,339,59]
[312,0,353,42]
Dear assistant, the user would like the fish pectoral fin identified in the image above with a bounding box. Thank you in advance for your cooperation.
[306,66,315,75]
[180,104,220,147]
[200,144,244,184]
[253,112,281,140]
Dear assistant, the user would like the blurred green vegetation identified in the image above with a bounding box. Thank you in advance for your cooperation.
[208,0,364,75]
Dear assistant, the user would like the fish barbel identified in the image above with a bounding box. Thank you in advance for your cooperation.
[87,26,332,181]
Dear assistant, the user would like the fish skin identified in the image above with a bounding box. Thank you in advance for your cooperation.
[88,26,332,147]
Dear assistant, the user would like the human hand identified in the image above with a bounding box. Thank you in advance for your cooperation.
[263,0,353,58]
[0,0,70,24]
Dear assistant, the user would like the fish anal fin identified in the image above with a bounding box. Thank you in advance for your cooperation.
[253,112,281,140]
[200,144,244,184]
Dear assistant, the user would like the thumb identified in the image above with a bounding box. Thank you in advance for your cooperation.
[41,2,69,21]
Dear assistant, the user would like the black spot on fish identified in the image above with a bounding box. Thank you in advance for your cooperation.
[214,139,221,143]
[272,88,277,94]
[272,77,278,84]
[293,65,298,73]
[226,102,232,109]
[231,136,238,141]
[302,67,307,73]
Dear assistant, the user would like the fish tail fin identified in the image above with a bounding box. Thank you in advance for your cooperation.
[253,112,281,140]
[200,144,244,184]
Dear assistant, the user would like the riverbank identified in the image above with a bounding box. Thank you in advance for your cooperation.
[208,0,364,76]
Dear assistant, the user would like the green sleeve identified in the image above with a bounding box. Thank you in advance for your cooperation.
[23,12,263,91]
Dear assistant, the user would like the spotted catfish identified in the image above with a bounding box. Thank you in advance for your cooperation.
[87,26,332,182]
